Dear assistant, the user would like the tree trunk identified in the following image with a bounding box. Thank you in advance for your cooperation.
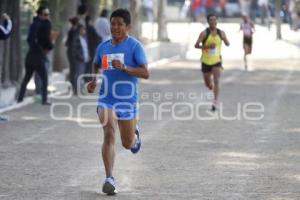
[83,0,100,20]
[0,0,21,86]
[157,0,168,41]
[275,0,282,39]
[130,0,141,39]
[100,0,109,8]
[112,0,119,10]
[49,0,78,72]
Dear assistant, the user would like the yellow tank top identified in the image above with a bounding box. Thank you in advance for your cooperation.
[202,33,222,65]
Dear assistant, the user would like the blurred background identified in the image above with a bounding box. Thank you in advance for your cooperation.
[0,0,300,108]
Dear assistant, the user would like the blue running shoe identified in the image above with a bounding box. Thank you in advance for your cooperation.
[102,176,118,195]
[130,126,142,154]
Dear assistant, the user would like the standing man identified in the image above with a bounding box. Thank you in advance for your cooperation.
[94,9,111,43]
[240,0,251,17]
[258,0,270,26]
[0,13,12,123]
[65,17,79,93]
[72,24,90,95]
[142,0,154,22]
[87,9,149,195]
[18,6,53,105]
[194,13,230,111]
[85,16,101,83]
[34,6,56,96]
[240,14,255,70]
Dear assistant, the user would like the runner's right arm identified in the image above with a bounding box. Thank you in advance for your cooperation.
[194,31,206,49]
[91,44,103,83]
[86,63,101,93]
[91,63,101,82]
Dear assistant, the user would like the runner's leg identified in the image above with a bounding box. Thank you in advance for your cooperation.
[212,66,222,102]
[244,43,248,70]
[248,42,252,54]
[18,67,34,102]
[203,72,213,90]
[98,108,118,178]
[118,119,137,149]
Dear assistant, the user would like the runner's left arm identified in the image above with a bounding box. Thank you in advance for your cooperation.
[112,60,149,79]
[112,42,149,79]
[221,31,230,46]
[251,22,255,33]
[123,64,149,79]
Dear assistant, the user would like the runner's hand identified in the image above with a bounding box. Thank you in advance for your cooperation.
[194,43,201,49]
[86,80,96,93]
[112,59,125,71]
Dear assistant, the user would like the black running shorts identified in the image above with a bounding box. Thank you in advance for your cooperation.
[201,62,222,73]
[243,37,252,46]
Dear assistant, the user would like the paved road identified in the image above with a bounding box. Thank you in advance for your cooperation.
[1,58,300,200]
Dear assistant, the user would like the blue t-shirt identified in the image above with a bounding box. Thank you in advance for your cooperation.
[94,36,147,109]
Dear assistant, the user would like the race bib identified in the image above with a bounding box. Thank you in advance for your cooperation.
[208,48,217,56]
[244,29,252,37]
[102,53,125,70]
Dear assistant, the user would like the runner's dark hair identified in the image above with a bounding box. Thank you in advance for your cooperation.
[206,13,218,21]
[110,9,131,26]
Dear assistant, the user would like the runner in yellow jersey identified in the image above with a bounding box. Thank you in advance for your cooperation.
[194,13,230,111]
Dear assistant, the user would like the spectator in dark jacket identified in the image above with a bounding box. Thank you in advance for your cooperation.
[66,16,79,92]
[27,7,53,54]
[18,6,53,105]
[77,4,88,27]
[33,13,54,95]
[71,24,90,95]
[85,16,101,82]
[85,16,101,58]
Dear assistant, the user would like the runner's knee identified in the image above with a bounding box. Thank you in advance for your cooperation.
[204,80,210,87]
[122,139,134,149]
[204,77,211,86]
[213,77,219,85]
[103,127,116,144]
[120,129,135,149]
